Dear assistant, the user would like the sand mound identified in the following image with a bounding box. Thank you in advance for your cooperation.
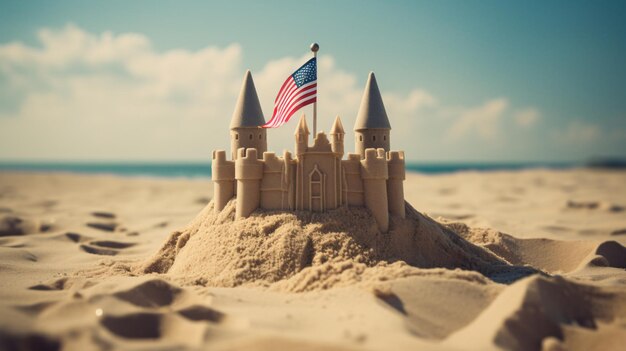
[375,274,502,340]
[446,222,626,274]
[137,200,535,291]
[446,274,626,351]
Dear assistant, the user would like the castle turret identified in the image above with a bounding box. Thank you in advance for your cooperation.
[294,114,310,156]
[230,70,267,160]
[387,151,406,218]
[211,150,235,212]
[354,72,391,158]
[361,148,389,232]
[330,115,345,158]
[235,148,263,218]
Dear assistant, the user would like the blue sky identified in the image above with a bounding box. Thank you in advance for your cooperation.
[0,0,625,162]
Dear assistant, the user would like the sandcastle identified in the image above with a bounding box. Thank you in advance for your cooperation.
[211,70,406,232]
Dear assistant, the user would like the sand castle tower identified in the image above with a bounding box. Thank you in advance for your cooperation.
[330,116,345,158]
[295,115,310,156]
[230,70,267,160]
[354,72,391,158]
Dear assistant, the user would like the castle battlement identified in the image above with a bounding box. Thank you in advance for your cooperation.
[211,71,406,232]
[361,148,389,179]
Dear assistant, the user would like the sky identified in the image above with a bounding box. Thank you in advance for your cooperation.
[0,0,625,162]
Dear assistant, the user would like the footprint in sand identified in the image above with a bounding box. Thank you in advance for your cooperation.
[433,213,475,221]
[89,240,136,249]
[0,214,53,236]
[90,211,116,219]
[577,229,605,236]
[79,240,136,256]
[565,200,624,212]
[86,222,118,232]
[29,277,70,291]
[29,277,97,291]
[112,279,183,308]
[61,232,93,243]
[154,221,169,228]
[86,211,119,232]
[611,228,626,236]
[542,225,573,233]
[80,244,119,256]
[195,197,211,204]
[98,280,227,341]
[100,313,164,339]
[100,309,226,341]
[177,305,225,322]
[566,200,600,209]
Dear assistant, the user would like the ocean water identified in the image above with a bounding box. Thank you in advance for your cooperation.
[0,161,577,178]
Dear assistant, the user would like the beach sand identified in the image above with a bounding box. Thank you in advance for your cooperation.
[0,169,625,350]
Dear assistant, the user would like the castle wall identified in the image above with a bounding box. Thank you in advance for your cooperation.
[235,148,263,218]
[361,148,389,232]
[260,152,283,210]
[287,161,297,210]
[387,151,406,218]
[342,154,364,207]
[330,132,345,208]
[294,133,343,212]
[297,153,342,212]
[333,157,342,208]
[211,150,235,212]
[260,151,295,211]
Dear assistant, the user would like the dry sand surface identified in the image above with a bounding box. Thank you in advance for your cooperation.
[0,169,625,351]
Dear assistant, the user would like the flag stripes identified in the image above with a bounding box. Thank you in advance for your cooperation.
[263,57,317,128]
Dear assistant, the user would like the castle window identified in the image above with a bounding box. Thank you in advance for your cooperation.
[383,135,387,141]
[249,134,253,140]
[311,170,321,182]
[235,133,239,140]
[359,135,363,142]
[259,134,262,140]
[373,135,377,142]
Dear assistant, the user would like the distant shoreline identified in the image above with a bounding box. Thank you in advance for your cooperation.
[0,161,584,179]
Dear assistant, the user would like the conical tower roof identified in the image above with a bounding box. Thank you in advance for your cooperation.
[294,114,310,135]
[330,115,345,134]
[230,70,266,129]
[354,72,391,130]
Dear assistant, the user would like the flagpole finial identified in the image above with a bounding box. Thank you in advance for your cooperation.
[310,43,319,53]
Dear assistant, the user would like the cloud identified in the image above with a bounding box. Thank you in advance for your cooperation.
[445,98,509,142]
[0,25,248,160]
[515,108,540,128]
[384,89,437,115]
[555,120,601,144]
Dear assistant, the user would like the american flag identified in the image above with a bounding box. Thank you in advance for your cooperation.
[263,57,317,128]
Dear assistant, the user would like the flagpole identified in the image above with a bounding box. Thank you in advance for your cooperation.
[310,43,319,135]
